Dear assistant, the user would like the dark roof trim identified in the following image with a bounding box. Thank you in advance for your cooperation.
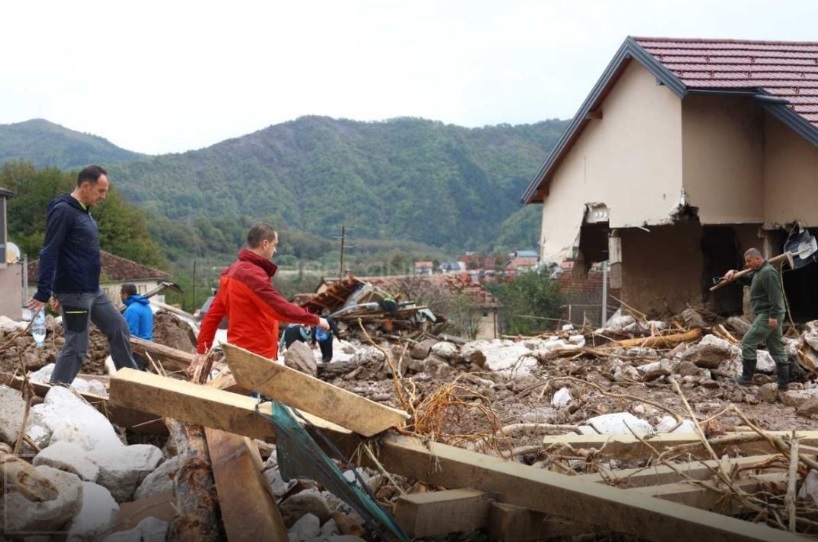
[0,188,15,198]
[763,101,818,148]
[521,37,685,204]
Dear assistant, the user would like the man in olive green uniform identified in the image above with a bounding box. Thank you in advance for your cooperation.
[724,248,789,390]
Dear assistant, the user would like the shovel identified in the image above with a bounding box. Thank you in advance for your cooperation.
[710,234,818,291]
[143,280,184,299]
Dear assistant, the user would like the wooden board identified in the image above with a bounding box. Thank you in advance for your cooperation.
[222,343,409,436]
[373,434,805,542]
[107,368,351,442]
[541,431,818,460]
[205,429,287,541]
[130,337,193,372]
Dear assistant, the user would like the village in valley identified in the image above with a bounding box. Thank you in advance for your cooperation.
[3,34,818,542]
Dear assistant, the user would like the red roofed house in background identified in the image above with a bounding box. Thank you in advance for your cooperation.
[28,250,170,306]
[521,36,818,319]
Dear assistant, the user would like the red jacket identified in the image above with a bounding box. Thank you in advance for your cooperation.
[197,249,319,359]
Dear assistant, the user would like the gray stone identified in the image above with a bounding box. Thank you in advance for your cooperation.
[89,444,164,503]
[431,341,458,360]
[285,341,318,377]
[101,516,168,542]
[280,487,332,525]
[134,456,178,500]
[288,513,321,541]
[0,465,83,533]
[0,385,26,446]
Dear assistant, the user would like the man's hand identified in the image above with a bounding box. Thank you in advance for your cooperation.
[317,317,330,330]
[28,297,47,314]
[769,318,778,330]
[186,353,205,379]
[50,297,61,312]
[724,269,736,281]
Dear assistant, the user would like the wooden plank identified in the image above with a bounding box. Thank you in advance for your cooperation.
[541,432,818,460]
[222,343,409,436]
[130,337,193,372]
[205,428,288,541]
[629,473,786,514]
[394,488,489,537]
[582,455,781,488]
[373,434,805,542]
[107,368,351,442]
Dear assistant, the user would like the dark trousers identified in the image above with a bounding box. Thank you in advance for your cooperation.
[52,289,139,384]
[318,337,333,363]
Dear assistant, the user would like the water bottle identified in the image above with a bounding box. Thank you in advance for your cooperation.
[31,309,47,348]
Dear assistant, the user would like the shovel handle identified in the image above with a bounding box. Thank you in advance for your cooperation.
[709,252,793,292]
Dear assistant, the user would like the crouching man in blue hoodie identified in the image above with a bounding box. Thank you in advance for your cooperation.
[120,283,153,341]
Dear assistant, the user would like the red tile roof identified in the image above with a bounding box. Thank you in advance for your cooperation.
[28,250,169,282]
[634,37,818,127]
[522,36,818,204]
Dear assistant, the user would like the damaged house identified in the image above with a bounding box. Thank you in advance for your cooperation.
[521,36,818,318]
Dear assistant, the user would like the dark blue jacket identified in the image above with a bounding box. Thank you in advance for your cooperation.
[34,193,101,301]
[123,295,154,340]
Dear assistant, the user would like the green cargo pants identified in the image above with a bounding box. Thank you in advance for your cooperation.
[741,314,787,365]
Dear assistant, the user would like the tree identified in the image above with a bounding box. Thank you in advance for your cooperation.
[488,270,562,335]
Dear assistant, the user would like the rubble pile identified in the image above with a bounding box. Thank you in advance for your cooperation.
[2,307,818,540]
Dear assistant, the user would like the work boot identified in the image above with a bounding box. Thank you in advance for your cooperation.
[777,363,790,392]
[733,358,756,386]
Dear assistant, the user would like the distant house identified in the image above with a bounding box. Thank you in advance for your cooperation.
[414,261,434,275]
[28,250,170,304]
[439,261,466,274]
[522,36,818,318]
[0,187,23,319]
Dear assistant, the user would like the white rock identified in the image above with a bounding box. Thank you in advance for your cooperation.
[31,386,123,452]
[521,407,556,423]
[66,482,119,542]
[562,323,574,331]
[89,444,164,503]
[0,315,27,332]
[279,488,332,524]
[654,416,697,433]
[551,387,572,408]
[320,518,341,537]
[289,513,321,541]
[0,384,27,445]
[584,412,653,435]
[798,470,818,504]
[567,334,585,346]
[101,516,168,542]
[34,441,100,482]
[431,341,458,359]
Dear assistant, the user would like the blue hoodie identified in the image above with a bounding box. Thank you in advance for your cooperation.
[34,193,101,301]
[123,294,154,340]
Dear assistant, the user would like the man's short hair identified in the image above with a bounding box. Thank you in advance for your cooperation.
[77,165,108,187]
[121,283,138,296]
[744,248,763,259]
[247,223,277,249]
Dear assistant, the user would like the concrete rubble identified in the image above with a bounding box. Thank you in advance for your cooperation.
[2,306,818,540]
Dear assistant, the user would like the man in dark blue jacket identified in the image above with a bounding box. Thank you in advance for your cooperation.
[120,283,154,341]
[28,165,141,385]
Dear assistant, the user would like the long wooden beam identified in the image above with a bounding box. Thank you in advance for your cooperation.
[374,435,806,542]
[222,343,409,436]
[108,369,351,442]
[129,337,193,373]
[541,432,818,460]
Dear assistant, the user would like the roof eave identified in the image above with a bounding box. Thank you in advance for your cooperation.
[520,36,686,204]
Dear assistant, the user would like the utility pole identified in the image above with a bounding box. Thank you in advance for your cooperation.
[338,225,348,279]
[601,261,608,328]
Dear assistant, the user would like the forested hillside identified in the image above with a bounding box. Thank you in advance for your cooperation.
[0,119,145,169]
[107,116,568,260]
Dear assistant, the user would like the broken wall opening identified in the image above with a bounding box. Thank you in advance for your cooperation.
[619,221,703,316]
[775,226,818,322]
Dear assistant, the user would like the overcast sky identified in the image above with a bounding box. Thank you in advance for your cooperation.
[2,0,816,155]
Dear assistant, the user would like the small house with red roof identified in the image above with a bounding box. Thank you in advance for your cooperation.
[522,36,818,318]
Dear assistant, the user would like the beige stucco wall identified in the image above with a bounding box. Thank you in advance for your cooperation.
[539,61,683,262]
[763,113,818,228]
[682,95,765,223]
[0,265,24,320]
[475,309,497,340]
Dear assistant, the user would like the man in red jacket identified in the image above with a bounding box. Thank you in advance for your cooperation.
[191,223,328,373]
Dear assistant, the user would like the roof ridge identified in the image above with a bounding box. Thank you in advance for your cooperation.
[632,36,818,47]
